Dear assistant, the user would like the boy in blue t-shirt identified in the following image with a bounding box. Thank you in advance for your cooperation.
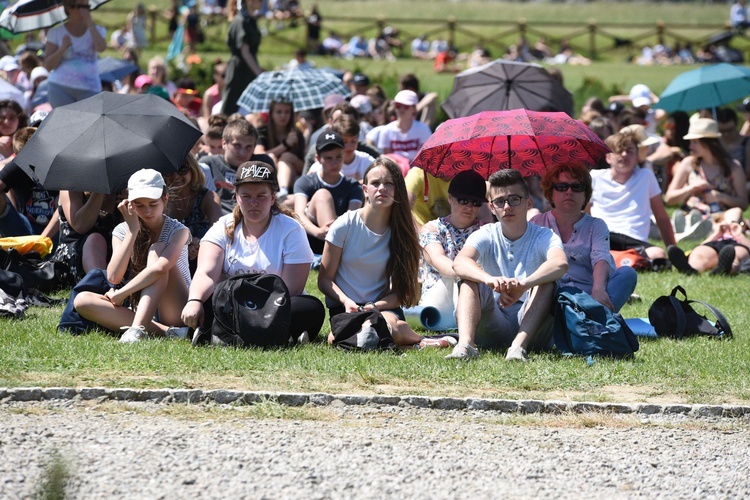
[446,169,568,362]
[293,131,364,253]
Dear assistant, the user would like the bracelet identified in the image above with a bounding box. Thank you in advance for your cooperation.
[187,298,203,303]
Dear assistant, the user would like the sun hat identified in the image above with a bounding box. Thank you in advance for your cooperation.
[629,84,652,108]
[393,90,419,107]
[316,130,344,152]
[128,169,166,201]
[234,161,278,188]
[448,170,487,203]
[683,118,722,140]
[621,124,661,147]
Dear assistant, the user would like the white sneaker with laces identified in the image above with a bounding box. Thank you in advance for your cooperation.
[505,345,528,362]
[165,326,190,339]
[119,325,147,343]
[445,343,479,359]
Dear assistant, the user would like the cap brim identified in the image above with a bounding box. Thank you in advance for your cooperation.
[683,133,722,140]
[128,187,164,201]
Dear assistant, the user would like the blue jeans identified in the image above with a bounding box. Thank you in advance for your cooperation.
[608,266,638,312]
[0,196,33,237]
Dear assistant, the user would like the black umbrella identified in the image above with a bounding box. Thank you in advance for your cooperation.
[97,56,139,83]
[441,59,574,119]
[15,92,202,194]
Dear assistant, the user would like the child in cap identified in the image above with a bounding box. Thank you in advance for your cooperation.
[73,168,192,343]
[293,130,364,253]
[375,89,432,162]
[308,113,375,182]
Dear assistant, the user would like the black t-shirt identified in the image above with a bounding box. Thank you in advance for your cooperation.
[293,172,363,217]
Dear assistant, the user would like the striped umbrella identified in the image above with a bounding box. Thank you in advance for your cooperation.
[0,0,110,34]
[237,68,351,113]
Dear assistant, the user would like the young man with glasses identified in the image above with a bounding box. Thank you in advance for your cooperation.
[446,169,568,362]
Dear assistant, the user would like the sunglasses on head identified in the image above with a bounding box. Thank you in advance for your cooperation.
[553,182,586,193]
[456,198,484,207]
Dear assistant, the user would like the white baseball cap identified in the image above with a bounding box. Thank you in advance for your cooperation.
[629,84,652,108]
[128,169,166,200]
[393,90,419,107]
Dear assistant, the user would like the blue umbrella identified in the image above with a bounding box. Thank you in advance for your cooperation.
[654,63,750,113]
[97,56,139,83]
[237,68,351,113]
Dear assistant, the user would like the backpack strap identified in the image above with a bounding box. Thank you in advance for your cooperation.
[668,295,688,339]
[685,299,733,338]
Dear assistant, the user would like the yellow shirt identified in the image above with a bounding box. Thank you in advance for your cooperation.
[405,167,451,226]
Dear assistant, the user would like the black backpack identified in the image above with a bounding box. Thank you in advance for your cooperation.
[648,286,732,339]
[211,273,292,348]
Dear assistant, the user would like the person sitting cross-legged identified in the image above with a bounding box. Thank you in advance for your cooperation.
[446,169,568,362]
[293,131,364,254]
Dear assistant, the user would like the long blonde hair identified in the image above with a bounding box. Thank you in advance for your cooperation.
[363,157,420,307]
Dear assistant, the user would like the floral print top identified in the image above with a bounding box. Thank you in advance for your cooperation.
[419,216,482,293]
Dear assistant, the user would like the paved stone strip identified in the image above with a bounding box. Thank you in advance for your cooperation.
[1,386,748,418]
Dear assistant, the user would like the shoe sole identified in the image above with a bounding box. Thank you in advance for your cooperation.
[711,246,735,275]
[667,245,696,275]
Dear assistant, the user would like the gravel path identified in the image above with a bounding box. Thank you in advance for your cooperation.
[2,399,749,499]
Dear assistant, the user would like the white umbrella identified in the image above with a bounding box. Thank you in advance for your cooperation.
[0,0,110,34]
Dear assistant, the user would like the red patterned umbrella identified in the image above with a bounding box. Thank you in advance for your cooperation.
[411,109,610,180]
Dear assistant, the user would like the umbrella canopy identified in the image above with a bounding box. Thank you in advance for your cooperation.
[441,59,574,119]
[654,63,750,113]
[411,109,610,180]
[14,92,202,194]
[0,76,27,109]
[237,67,351,113]
[97,56,139,83]
[0,0,110,34]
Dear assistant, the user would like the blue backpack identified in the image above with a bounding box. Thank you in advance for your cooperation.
[553,286,639,358]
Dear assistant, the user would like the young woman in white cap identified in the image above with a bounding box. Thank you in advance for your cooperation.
[73,169,192,342]
[181,160,325,344]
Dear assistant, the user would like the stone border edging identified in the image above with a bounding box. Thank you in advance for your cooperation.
[1,387,748,419]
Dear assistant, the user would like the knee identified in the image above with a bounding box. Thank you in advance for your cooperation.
[73,291,98,311]
[310,188,334,205]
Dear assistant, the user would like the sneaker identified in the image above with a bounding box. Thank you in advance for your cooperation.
[419,335,458,349]
[119,325,147,343]
[191,326,211,347]
[711,245,736,276]
[678,218,713,242]
[505,345,528,362]
[671,210,686,234]
[165,326,190,339]
[667,245,697,275]
[687,208,704,227]
[445,343,479,359]
[297,331,310,345]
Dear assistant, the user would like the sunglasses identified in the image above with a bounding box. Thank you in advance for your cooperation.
[553,182,586,193]
[491,195,527,208]
[456,198,484,207]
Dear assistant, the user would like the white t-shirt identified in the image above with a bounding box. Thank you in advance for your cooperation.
[46,24,106,92]
[112,216,191,287]
[325,210,391,307]
[307,150,375,181]
[375,119,432,162]
[590,167,662,242]
[202,213,313,279]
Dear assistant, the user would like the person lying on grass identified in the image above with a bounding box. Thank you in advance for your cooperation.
[73,169,191,342]
[318,157,454,349]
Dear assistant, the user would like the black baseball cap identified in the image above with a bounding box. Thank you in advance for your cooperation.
[234,161,278,189]
[448,170,487,203]
[352,73,370,86]
[316,130,344,152]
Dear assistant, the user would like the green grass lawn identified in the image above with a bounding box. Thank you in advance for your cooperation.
[1,266,748,405]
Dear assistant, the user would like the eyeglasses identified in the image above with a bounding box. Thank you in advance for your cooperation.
[553,182,586,193]
[456,198,484,207]
[491,195,527,208]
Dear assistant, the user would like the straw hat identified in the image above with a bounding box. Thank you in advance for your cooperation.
[683,118,722,140]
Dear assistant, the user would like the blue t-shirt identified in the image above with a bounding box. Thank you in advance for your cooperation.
[464,221,563,292]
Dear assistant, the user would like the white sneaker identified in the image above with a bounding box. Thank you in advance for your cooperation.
[119,325,147,343]
[671,210,686,234]
[165,326,190,339]
[687,208,704,227]
[505,345,528,362]
[678,218,713,242]
[445,343,479,359]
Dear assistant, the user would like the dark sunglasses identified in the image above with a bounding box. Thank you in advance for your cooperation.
[456,198,484,207]
[553,182,586,193]
[491,195,526,208]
